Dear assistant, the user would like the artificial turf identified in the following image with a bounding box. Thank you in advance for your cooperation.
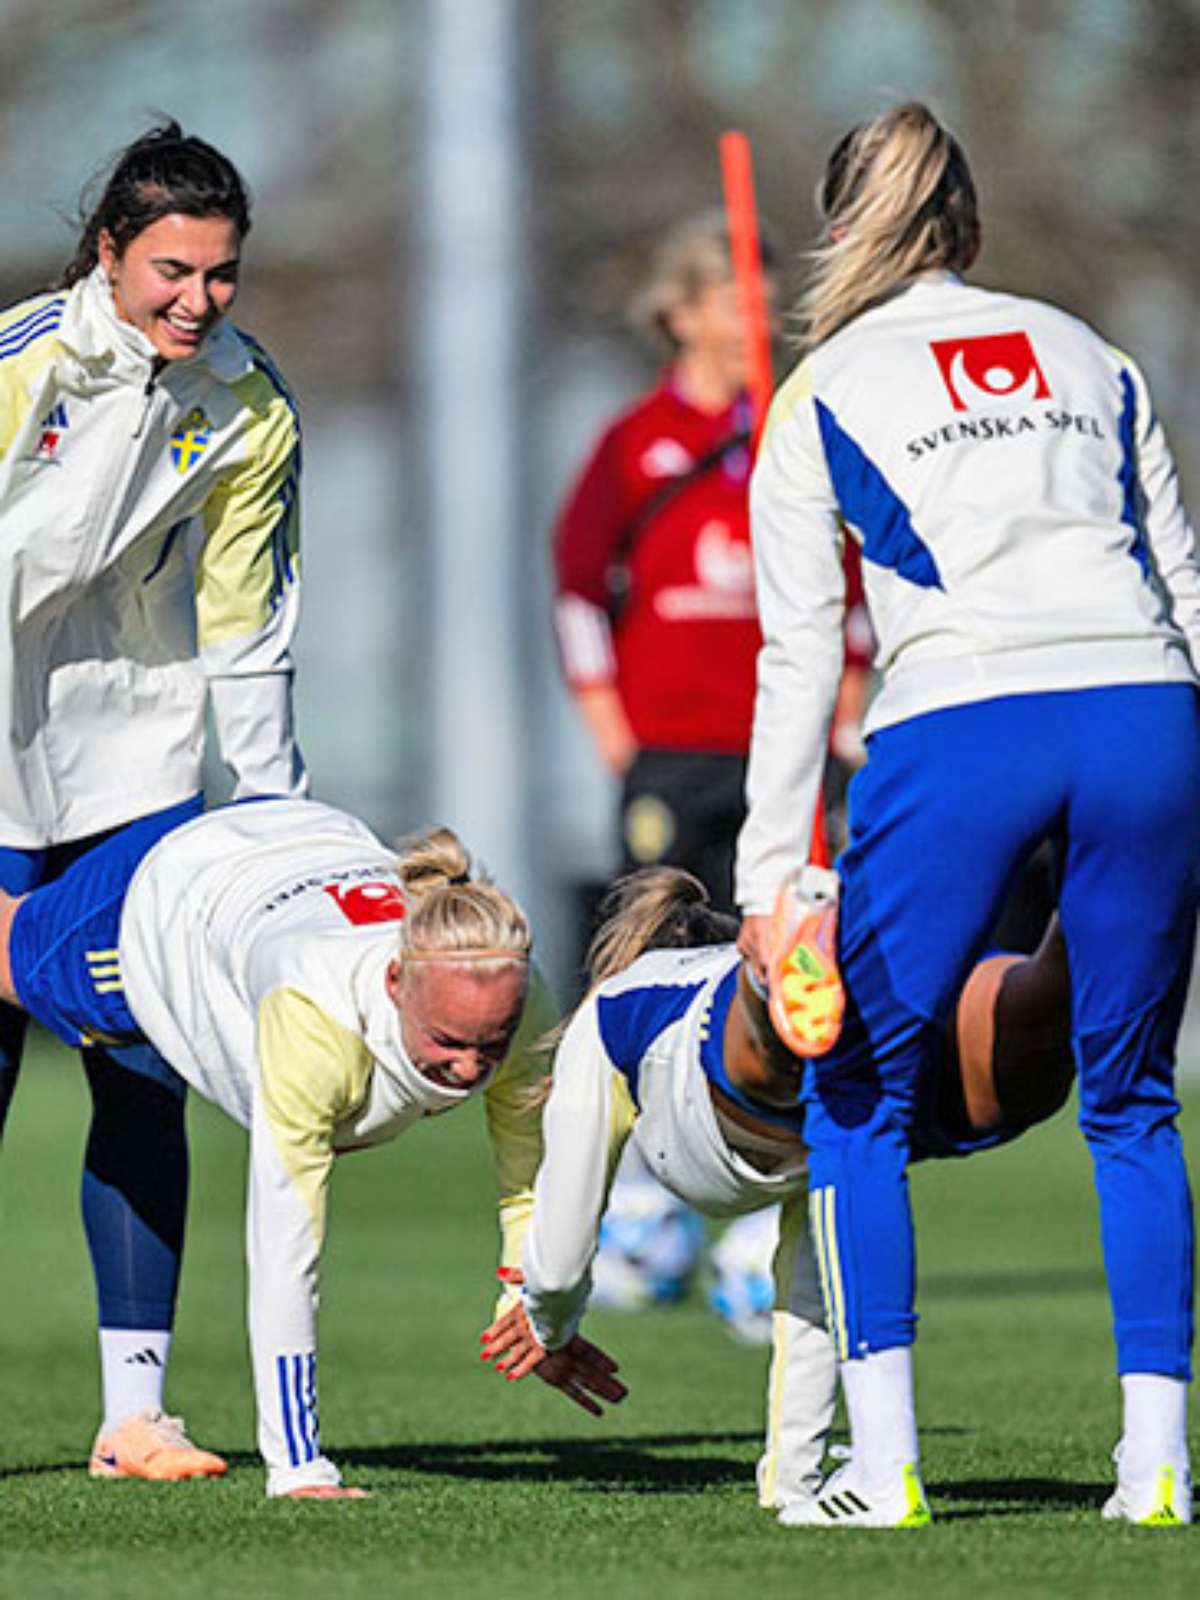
[0,1030,1197,1598]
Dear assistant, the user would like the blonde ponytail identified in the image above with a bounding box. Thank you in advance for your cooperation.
[798,102,979,351]
[393,826,530,968]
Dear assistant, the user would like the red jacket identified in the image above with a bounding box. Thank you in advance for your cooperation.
[553,376,871,753]
[553,378,761,752]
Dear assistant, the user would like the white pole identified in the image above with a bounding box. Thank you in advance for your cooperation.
[417,0,529,896]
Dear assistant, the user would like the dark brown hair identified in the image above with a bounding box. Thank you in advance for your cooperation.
[57,120,251,289]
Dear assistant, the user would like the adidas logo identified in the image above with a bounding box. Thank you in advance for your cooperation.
[123,1348,164,1368]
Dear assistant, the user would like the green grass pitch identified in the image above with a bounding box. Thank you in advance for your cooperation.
[0,1031,1198,1598]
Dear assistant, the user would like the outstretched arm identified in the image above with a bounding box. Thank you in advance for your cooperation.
[480,1276,627,1417]
[248,989,375,1498]
[518,1000,636,1351]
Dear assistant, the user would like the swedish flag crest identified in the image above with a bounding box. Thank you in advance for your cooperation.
[170,407,213,474]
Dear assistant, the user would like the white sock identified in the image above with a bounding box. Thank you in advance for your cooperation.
[839,1346,919,1485]
[1119,1373,1189,1478]
[99,1329,171,1431]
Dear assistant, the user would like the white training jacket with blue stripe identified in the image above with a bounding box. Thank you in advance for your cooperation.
[737,272,1200,913]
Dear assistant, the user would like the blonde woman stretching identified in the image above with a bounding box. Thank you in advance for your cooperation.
[0,798,619,1497]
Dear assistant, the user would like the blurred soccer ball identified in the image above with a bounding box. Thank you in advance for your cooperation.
[707,1207,780,1345]
[590,1181,705,1310]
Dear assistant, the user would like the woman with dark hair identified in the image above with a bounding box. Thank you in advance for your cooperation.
[0,122,305,1479]
[736,102,1200,1525]
[481,865,1074,1521]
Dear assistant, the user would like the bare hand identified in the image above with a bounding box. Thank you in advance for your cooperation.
[480,1301,628,1416]
[283,1484,370,1500]
[737,914,771,985]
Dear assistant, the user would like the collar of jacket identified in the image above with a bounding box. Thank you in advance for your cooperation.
[56,267,255,388]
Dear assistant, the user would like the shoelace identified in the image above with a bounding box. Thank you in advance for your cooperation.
[143,1411,194,1449]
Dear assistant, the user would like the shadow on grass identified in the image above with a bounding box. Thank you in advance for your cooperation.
[339,1430,763,1491]
[928,1476,1108,1519]
[0,1433,758,1489]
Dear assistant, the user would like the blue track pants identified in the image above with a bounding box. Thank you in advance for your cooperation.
[806,685,1200,1378]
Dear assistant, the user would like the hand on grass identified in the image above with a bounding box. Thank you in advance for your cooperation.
[480,1300,627,1416]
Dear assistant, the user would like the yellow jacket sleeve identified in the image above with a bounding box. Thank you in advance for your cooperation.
[196,361,301,662]
[483,966,557,1309]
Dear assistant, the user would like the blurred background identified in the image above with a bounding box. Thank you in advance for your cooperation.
[4,0,1200,1003]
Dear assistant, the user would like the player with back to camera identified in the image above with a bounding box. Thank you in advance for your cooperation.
[736,102,1200,1526]
[0,795,622,1496]
[0,121,307,1480]
[480,864,1074,1515]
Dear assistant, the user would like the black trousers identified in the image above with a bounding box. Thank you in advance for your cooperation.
[618,747,748,915]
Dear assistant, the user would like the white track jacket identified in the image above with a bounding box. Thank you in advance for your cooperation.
[522,945,808,1352]
[0,268,305,847]
[522,944,834,1508]
[738,273,1200,912]
[117,798,552,1495]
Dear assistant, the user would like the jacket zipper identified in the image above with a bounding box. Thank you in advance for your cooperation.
[78,361,164,586]
[132,362,163,441]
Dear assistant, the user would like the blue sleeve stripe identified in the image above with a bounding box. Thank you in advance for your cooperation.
[815,398,943,589]
[1116,369,1150,578]
[0,299,64,360]
[237,328,301,424]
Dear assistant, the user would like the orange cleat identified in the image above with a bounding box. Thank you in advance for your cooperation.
[766,865,845,1058]
[89,1409,227,1481]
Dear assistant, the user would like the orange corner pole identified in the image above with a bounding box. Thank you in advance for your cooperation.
[720,129,829,868]
[719,129,774,451]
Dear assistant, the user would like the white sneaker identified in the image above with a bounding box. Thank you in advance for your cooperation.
[1102,1462,1192,1526]
[777,1461,931,1528]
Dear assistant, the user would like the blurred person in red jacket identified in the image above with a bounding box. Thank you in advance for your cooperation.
[553,210,872,924]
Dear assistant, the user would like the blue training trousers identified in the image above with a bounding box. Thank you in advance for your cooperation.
[0,796,201,1329]
[806,684,1200,1378]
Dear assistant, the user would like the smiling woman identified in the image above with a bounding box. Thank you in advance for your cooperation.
[0,120,306,1485]
[98,214,242,361]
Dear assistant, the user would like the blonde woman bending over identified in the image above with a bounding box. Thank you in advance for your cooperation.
[0,797,621,1496]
